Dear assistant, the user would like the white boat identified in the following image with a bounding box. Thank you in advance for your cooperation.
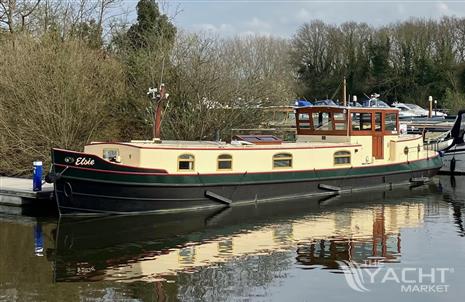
[392,102,447,118]
[362,96,391,108]
[391,102,418,118]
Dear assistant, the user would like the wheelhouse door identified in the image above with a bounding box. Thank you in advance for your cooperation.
[372,112,384,159]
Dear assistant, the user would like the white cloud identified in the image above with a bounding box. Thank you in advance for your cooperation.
[279,16,290,24]
[437,2,449,15]
[297,8,312,22]
[153,1,465,38]
[245,17,271,30]
[191,23,235,35]
[239,30,271,37]
[396,3,406,16]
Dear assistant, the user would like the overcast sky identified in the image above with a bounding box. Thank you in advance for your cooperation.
[121,1,465,37]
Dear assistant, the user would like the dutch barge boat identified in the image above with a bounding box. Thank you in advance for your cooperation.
[50,104,442,215]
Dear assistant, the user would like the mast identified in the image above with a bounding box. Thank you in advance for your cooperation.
[428,95,433,118]
[148,84,169,142]
[343,77,347,106]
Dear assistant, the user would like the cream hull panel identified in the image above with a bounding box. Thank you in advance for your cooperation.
[84,135,433,174]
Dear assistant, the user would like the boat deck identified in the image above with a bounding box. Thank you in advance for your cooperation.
[92,140,367,149]
[92,135,419,149]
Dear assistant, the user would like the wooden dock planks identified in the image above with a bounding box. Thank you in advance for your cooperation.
[0,177,53,206]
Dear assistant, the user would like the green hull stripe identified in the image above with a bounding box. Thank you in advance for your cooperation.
[56,156,443,186]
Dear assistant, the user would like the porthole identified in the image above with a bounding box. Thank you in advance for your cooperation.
[178,154,195,171]
[273,153,293,168]
[334,151,351,165]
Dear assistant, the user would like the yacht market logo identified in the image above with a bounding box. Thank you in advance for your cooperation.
[337,260,454,293]
[338,261,370,292]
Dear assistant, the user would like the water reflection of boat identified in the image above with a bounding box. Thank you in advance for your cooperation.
[439,175,465,237]
[295,210,402,270]
[50,184,439,283]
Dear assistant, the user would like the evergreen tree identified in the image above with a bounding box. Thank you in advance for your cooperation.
[108,0,177,140]
[126,0,176,50]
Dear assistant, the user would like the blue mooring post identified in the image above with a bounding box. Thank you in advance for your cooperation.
[33,161,42,192]
[34,223,44,256]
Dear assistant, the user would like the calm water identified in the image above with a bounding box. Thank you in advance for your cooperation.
[1,175,465,301]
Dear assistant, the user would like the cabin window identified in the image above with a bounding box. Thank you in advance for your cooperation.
[334,151,351,165]
[178,154,195,171]
[385,113,397,131]
[217,154,233,170]
[103,148,120,162]
[352,113,372,131]
[312,112,332,130]
[273,153,293,168]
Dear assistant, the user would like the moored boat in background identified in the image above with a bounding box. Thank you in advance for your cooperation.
[437,110,465,174]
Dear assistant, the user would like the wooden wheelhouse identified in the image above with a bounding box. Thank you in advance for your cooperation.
[295,106,400,160]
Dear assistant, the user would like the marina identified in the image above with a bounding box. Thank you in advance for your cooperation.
[2,1,465,300]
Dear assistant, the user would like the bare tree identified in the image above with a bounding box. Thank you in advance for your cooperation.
[160,32,295,141]
[0,35,125,174]
[0,0,41,33]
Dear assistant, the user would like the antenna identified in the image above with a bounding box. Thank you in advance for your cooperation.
[147,87,157,100]
[159,56,166,85]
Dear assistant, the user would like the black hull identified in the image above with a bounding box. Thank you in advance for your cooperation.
[55,167,440,215]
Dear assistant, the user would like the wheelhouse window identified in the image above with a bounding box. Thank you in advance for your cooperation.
[385,113,397,132]
[217,154,232,170]
[375,113,382,131]
[298,113,310,128]
[334,151,351,165]
[333,112,347,130]
[295,107,348,135]
[103,148,120,162]
[296,107,400,137]
[273,153,293,168]
[178,154,195,171]
[352,113,372,131]
[312,112,332,131]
